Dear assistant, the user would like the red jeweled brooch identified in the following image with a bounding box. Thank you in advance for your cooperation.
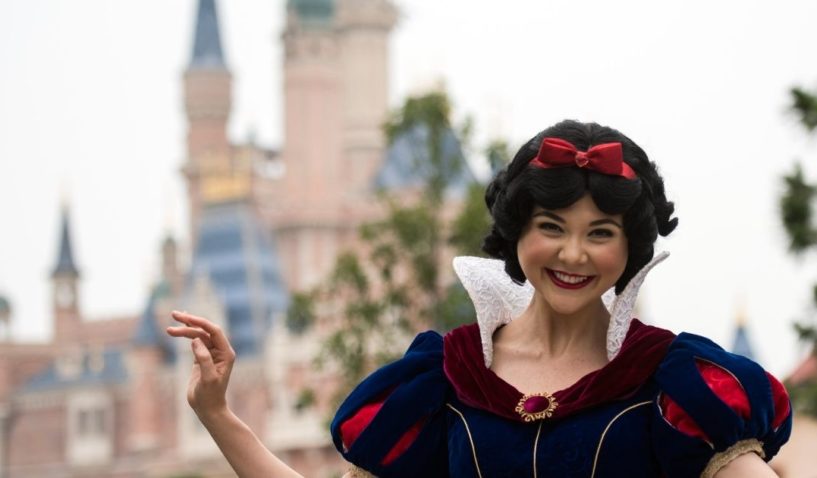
[515,392,558,422]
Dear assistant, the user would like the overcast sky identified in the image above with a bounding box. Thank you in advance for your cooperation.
[2,0,817,376]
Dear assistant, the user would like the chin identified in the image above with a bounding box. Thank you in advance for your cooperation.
[547,301,593,317]
[539,287,604,317]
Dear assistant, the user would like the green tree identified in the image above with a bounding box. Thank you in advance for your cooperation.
[309,90,502,405]
[780,85,817,414]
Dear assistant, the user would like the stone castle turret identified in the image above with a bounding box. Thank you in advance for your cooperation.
[51,205,81,344]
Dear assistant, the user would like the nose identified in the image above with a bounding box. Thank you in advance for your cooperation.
[558,236,588,265]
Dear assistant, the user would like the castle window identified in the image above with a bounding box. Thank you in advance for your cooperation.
[55,346,83,379]
[67,390,113,465]
[77,407,107,437]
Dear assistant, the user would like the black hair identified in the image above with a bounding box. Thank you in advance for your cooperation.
[482,120,678,294]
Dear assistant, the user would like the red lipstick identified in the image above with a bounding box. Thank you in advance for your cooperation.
[546,269,595,290]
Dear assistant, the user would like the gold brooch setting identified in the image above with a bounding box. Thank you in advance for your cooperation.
[515,392,558,422]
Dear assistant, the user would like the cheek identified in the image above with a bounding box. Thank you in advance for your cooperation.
[595,243,628,278]
[518,235,555,259]
[516,234,557,273]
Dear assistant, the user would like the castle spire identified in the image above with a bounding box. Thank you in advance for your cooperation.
[184,0,233,249]
[730,303,756,361]
[52,206,79,278]
[51,204,81,342]
[190,0,225,69]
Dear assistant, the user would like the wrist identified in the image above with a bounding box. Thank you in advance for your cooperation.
[195,403,233,427]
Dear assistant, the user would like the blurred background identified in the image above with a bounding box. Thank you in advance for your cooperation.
[1,0,817,476]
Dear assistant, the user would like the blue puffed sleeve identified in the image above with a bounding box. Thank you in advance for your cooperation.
[652,333,792,478]
[330,331,450,477]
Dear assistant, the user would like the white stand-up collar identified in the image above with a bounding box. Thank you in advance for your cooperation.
[452,251,670,368]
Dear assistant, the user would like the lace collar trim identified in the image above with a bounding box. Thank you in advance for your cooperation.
[452,251,669,367]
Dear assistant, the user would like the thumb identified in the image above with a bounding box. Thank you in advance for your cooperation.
[191,338,216,380]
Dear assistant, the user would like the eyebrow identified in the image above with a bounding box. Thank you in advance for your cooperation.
[533,211,623,229]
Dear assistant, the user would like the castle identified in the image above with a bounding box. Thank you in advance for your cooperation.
[0,1,450,476]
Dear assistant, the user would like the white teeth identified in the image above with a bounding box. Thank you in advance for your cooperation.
[553,271,589,284]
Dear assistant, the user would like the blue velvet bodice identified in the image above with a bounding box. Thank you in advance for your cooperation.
[330,329,791,478]
[445,385,661,478]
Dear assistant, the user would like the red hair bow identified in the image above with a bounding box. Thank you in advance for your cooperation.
[529,137,637,180]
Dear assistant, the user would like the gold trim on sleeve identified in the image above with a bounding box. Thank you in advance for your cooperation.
[345,464,378,477]
[446,403,484,478]
[700,439,765,478]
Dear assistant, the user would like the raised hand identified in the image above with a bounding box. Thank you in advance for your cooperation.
[166,310,236,418]
[166,311,304,477]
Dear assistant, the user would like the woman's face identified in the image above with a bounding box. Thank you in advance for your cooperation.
[517,193,628,316]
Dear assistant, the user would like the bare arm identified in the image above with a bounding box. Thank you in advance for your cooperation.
[714,452,778,478]
[196,406,303,478]
[167,311,303,478]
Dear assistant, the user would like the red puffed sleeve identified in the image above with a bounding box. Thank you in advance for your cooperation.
[660,360,790,442]
[338,393,427,466]
[652,333,792,478]
[330,331,450,477]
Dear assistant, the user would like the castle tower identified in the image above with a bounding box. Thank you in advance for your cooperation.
[281,0,343,218]
[272,0,396,290]
[127,339,164,452]
[275,1,346,290]
[336,0,397,196]
[161,234,183,297]
[127,234,185,453]
[182,0,234,245]
[51,206,81,343]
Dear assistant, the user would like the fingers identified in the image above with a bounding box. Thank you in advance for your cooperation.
[171,311,232,351]
[191,338,216,380]
[166,326,214,348]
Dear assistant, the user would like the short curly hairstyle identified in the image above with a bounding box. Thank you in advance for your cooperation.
[482,120,678,294]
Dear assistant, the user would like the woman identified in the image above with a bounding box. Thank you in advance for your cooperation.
[168,120,791,477]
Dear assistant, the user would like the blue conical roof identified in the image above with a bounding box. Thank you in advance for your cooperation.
[287,0,334,23]
[132,280,176,361]
[52,208,79,277]
[187,201,289,357]
[190,0,225,68]
[731,323,756,362]
[373,124,476,195]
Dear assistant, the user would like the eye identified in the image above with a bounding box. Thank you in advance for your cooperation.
[589,228,615,238]
[537,222,563,233]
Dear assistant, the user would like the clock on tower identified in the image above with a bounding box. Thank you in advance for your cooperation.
[56,282,75,308]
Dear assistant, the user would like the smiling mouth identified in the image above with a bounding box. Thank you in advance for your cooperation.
[546,269,595,289]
